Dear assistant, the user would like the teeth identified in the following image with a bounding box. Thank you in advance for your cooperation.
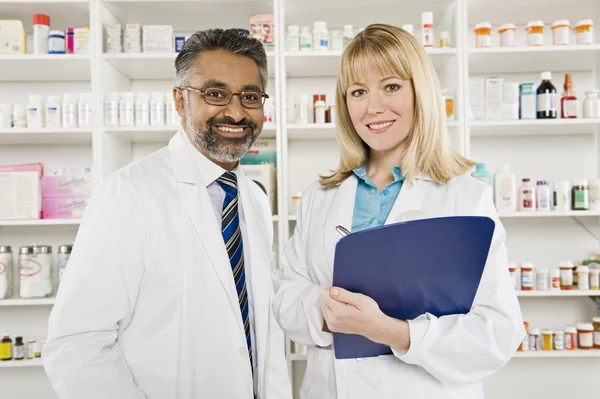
[369,121,393,130]
[217,126,244,133]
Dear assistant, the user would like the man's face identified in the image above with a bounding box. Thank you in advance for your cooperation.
[174,49,265,165]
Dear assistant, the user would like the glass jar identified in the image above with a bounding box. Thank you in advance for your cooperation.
[572,180,590,210]
[0,246,12,299]
[583,91,600,118]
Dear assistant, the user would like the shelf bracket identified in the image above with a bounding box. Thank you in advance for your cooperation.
[571,216,600,241]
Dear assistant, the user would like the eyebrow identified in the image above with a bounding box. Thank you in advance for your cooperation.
[349,76,401,86]
[200,80,262,92]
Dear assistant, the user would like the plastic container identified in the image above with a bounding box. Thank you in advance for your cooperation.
[104,92,119,127]
[19,246,53,299]
[550,268,561,290]
[0,246,12,300]
[442,90,455,121]
[575,20,594,45]
[150,92,165,126]
[553,330,565,350]
[593,317,600,348]
[565,326,577,350]
[521,261,534,290]
[421,11,435,48]
[286,25,300,52]
[551,20,570,45]
[343,25,354,47]
[528,328,540,350]
[314,100,326,124]
[541,330,553,350]
[590,268,600,290]
[330,30,343,51]
[583,91,600,118]
[536,180,551,211]
[26,95,44,129]
[33,14,50,55]
[0,103,11,128]
[45,96,61,128]
[518,178,536,212]
[577,265,590,290]
[526,20,544,46]
[559,261,574,290]
[536,268,549,291]
[471,163,492,186]
[553,181,571,211]
[300,26,312,52]
[78,93,93,127]
[589,179,600,211]
[577,323,594,349]
[62,93,79,128]
[312,21,328,51]
[508,263,518,289]
[572,180,590,210]
[119,92,135,127]
[498,23,516,47]
[12,104,26,128]
[439,31,450,48]
[165,92,179,126]
[474,22,492,48]
[494,164,516,212]
[49,30,65,54]
[135,92,150,126]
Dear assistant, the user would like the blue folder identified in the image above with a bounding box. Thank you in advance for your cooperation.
[331,216,495,359]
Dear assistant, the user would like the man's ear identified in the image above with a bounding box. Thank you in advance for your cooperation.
[174,87,185,118]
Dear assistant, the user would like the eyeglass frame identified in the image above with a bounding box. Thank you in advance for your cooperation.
[179,85,270,109]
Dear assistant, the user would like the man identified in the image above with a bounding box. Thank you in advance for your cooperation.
[43,29,292,399]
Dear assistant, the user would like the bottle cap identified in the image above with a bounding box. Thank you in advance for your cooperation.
[475,163,486,171]
[522,178,530,182]
[422,11,433,25]
[498,164,510,172]
[575,20,594,28]
[541,71,552,81]
[552,20,570,28]
[536,180,548,185]
[401,24,414,34]
[33,14,50,27]
[499,23,516,31]
[475,22,492,30]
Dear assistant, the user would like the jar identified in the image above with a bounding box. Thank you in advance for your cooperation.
[312,21,328,51]
[577,323,594,349]
[286,25,300,52]
[329,103,336,124]
[78,93,93,127]
[439,31,450,48]
[45,96,61,128]
[518,321,529,351]
[26,95,44,129]
[57,245,72,285]
[520,262,534,290]
[571,180,590,210]
[536,268,549,291]
[593,317,600,348]
[526,20,544,46]
[442,90,455,121]
[550,269,560,290]
[565,326,577,350]
[536,181,551,211]
[135,92,150,127]
[104,92,119,127]
[498,23,516,47]
[295,95,310,124]
[551,20,570,45]
[553,330,565,350]
[575,20,594,45]
[590,268,600,290]
[508,262,518,289]
[577,265,590,290]
[474,22,492,48]
[48,30,65,54]
[19,246,53,299]
[0,246,12,300]
[0,103,11,128]
[165,92,179,126]
[529,328,540,350]
[583,91,600,118]
[300,26,312,51]
[26,337,36,359]
[541,329,553,350]
[559,261,574,290]
[291,192,302,214]
[553,181,571,212]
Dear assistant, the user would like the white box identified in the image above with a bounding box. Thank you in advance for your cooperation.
[485,77,504,120]
[469,78,485,120]
[240,164,277,214]
[0,164,42,220]
[503,82,520,120]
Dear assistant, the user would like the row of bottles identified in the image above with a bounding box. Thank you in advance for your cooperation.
[537,72,600,119]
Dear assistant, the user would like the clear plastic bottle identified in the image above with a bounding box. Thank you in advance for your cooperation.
[45,96,62,128]
[78,93,93,127]
[26,95,44,129]
[300,26,312,52]
[494,164,516,212]
[150,92,165,126]
[343,25,354,47]
[286,25,300,52]
[312,21,329,51]
[119,92,135,127]
[135,92,150,126]
[518,178,536,212]
[104,92,119,127]
[62,93,79,128]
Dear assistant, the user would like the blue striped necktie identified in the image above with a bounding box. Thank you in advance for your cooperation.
[217,171,253,373]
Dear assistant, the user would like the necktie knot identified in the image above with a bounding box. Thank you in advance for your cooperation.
[217,171,238,195]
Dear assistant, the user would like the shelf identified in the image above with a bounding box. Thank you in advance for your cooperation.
[513,350,600,358]
[0,359,43,369]
[287,124,337,140]
[498,210,600,218]
[0,219,81,227]
[104,52,275,80]
[469,45,600,74]
[517,290,600,297]
[0,128,92,145]
[0,55,91,82]
[105,124,276,143]
[285,48,457,77]
[470,119,600,137]
[0,298,55,307]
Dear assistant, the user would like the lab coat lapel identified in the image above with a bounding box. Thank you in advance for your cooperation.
[168,133,242,324]
[323,176,358,273]
[385,173,432,224]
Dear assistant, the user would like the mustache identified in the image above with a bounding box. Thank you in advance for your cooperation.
[206,116,258,129]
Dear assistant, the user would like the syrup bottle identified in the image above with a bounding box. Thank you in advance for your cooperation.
[561,73,578,118]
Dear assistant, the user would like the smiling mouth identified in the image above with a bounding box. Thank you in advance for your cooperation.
[212,125,250,137]
[366,120,396,132]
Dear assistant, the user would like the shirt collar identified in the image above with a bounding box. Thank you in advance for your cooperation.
[352,164,403,183]
[180,129,238,187]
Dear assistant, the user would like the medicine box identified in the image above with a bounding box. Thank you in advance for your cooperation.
[485,77,504,120]
[249,14,275,52]
[0,163,43,220]
[240,164,277,214]
[503,82,520,120]
[0,20,25,54]
[42,173,94,198]
[142,25,173,53]
[519,83,537,120]
[240,138,277,169]
[42,197,89,219]
[468,78,485,120]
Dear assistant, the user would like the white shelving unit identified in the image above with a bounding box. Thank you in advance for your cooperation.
[1,0,599,399]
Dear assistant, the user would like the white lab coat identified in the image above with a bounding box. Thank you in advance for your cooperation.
[272,172,526,399]
[43,132,292,399]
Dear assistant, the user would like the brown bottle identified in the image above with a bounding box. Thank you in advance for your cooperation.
[0,334,12,361]
[14,337,24,360]
[561,73,578,119]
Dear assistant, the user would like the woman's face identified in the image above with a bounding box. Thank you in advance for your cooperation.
[345,66,414,155]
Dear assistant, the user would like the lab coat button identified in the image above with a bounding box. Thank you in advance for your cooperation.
[239,346,246,356]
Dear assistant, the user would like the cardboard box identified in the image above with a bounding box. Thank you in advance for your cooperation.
[0,163,42,219]
[249,14,275,52]
[241,138,276,169]
[468,77,485,120]
[240,164,277,214]
[42,173,94,198]
[519,83,537,120]
[42,197,89,219]
[485,77,504,120]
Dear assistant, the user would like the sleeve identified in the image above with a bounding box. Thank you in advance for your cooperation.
[271,186,333,347]
[42,174,148,399]
[392,185,526,386]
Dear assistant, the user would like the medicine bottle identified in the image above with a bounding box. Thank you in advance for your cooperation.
[508,263,518,289]
[559,261,574,290]
[26,95,44,129]
[45,96,62,128]
[165,92,179,126]
[498,23,516,47]
[343,25,354,47]
[553,181,571,211]
[135,92,150,127]
[0,334,12,360]
[583,91,600,118]
[536,268,549,291]
[520,261,534,290]
[300,26,312,52]
[314,100,326,124]
[12,104,26,128]
[526,20,544,46]
[78,93,93,127]
[564,326,577,350]
[26,338,36,359]
[517,321,529,351]
[421,11,435,48]
[590,268,600,290]
[528,328,540,350]
[62,93,79,128]
[553,330,564,350]
[312,21,328,51]
[33,14,50,55]
[593,317,600,348]
[330,30,343,51]
[474,22,492,48]
[518,178,536,212]
[577,265,590,290]
[119,92,135,127]
[150,92,165,126]
[286,25,300,52]
[541,330,553,351]
[577,323,594,349]
[494,164,516,212]
[295,95,310,124]
[0,246,12,299]
[49,30,65,54]
[561,73,578,119]
[104,92,119,127]
[535,180,550,211]
[439,31,450,48]
[574,20,594,45]
[550,269,561,290]
[14,337,24,360]
[571,180,589,210]
[537,72,557,119]
[551,20,570,45]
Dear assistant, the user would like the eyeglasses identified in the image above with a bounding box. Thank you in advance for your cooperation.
[181,86,269,109]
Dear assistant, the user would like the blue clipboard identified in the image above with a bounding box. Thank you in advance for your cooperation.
[331,216,495,359]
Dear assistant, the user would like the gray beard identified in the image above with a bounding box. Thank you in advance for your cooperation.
[184,94,259,163]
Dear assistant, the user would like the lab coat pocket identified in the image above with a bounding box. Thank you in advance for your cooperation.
[300,348,336,399]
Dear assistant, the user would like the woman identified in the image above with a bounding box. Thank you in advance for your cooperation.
[272,24,525,398]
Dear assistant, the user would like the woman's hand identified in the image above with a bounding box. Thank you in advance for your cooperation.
[319,287,411,351]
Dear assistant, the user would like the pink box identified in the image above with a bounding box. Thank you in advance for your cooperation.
[42,174,93,198]
[249,14,274,52]
[42,197,89,219]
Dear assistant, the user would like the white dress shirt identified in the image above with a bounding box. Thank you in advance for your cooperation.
[180,130,257,392]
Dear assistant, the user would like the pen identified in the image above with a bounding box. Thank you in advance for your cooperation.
[335,225,351,237]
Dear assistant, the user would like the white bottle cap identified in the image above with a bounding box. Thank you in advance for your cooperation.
[498,164,510,172]
[64,93,79,103]
[422,11,433,25]
[28,95,43,104]
[121,92,135,99]
[521,261,535,268]
[151,92,164,100]
[313,21,327,29]
[552,20,570,28]
[541,71,552,80]
[46,95,60,104]
[499,23,516,31]
[288,25,299,32]
[402,24,414,34]
[105,92,119,100]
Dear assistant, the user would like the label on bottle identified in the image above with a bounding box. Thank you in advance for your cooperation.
[594,331,600,346]
[521,270,533,288]
[15,345,24,359]
[496,179,515,211]
[476,35,491,48]
[537,93,557,114]
[422,26,434,47]
[579,332,593,348]
[576,31,593,45]
[563,99,578,117]
[574,189,589,208]
[527,32,543,46]
[521,189,534,209]
[0,342,11,360]
[560,269,573,286]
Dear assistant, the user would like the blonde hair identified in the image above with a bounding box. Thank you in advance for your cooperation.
[320,23,475,188]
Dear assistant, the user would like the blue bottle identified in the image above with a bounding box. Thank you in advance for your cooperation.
[472,163,492,187]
